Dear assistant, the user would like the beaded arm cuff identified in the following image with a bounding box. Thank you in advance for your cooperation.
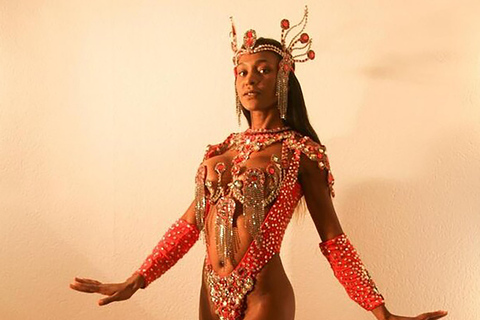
[319,233,385,311]
[135,218,200,288]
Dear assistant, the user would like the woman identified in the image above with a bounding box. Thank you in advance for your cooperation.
[70,7,448,320]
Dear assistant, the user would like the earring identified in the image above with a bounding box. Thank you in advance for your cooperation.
[235,90,242,126]
[276,59,291,120]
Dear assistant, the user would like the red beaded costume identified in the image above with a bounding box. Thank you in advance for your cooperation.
[199,128,331,319]
[135,128,384,319]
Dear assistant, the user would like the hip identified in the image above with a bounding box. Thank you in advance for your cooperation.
[199,254,295,320]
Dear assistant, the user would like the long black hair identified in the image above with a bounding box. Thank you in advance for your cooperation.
[240,37,321,144]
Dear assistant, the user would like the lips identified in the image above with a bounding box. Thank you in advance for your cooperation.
[244,90,261,96]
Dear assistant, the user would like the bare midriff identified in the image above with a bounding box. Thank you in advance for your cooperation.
[199,198,296,320]
[196,134,303,319]
[204,202,276,273]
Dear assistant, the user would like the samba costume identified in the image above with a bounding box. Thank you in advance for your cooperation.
[134,6,385,320]
[199,127,334,319]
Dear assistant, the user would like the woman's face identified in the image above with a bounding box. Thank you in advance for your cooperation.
[235,51,280,113]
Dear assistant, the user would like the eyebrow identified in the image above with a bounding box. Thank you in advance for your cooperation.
[237,59,271,66]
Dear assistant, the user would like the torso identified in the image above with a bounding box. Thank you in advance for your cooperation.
[202,142,285,272]
[193,128,334,320]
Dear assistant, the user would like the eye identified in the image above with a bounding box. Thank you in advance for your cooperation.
[237,70,247,77]
[259,68,270,74]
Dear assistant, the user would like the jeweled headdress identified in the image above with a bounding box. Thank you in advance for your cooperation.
[230,6,315,121]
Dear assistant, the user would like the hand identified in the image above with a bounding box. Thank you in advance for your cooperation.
[372,305,448,320]
[384,311,448,320]
[69,273,145,306]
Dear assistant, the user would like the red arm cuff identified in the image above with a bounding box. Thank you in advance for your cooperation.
[135,218,200,288]
[320,233,385,311]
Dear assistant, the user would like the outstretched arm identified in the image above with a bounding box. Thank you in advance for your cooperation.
[298,153,447,320]
[70,199,200,306]
[134,200,200,287]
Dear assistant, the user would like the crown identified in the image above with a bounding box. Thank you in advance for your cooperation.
[230,5,315,68]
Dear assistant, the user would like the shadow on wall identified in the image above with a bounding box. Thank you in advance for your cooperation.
[342,126,479,319]
[289,121,479,320]
[291,121,480,320]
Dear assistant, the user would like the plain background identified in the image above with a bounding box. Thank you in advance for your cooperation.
[1,1,479,319]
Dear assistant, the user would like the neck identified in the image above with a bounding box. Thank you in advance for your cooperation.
[249,108,285,130]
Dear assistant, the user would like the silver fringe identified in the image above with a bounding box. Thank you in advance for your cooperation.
[243,169,266,244]
[276,59,290,119]
[215,196,236,267]
[236,90,243,126]
[194,166,207,233]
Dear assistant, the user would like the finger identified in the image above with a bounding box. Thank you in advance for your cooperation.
[70,283,97,293]
[70,282,100,293]
[98,292,121,306]
[428,311,448,320]
[419,310,448,320]
[74,277,102,285]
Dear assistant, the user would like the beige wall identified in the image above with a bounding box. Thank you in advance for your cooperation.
[1,1,479,319]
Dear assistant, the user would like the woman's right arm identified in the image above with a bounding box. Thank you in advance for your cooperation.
[70,199,200,306]
[134,200,200,287]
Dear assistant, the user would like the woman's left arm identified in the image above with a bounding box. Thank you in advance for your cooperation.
[298,152,448,320]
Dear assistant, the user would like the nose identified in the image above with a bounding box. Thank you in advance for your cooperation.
[244,71,259,86]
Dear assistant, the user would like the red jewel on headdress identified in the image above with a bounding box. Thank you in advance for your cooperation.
[246,31,254,46]
[281,19,290,30]
[243,30,256,48]
[283,63,290,72]
[307,50,315,60]
[300,33,309,43]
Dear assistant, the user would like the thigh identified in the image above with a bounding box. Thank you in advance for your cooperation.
[199,281,219,320]
[244,255,296,320]
[243,279,296,320]
[244,293,295,320]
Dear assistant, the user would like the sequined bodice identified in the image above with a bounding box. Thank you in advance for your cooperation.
[195,129,295,261]
[201,146,286,208]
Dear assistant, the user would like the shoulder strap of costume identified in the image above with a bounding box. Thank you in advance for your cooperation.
[286,132,335,197]
[202,133,236,161]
